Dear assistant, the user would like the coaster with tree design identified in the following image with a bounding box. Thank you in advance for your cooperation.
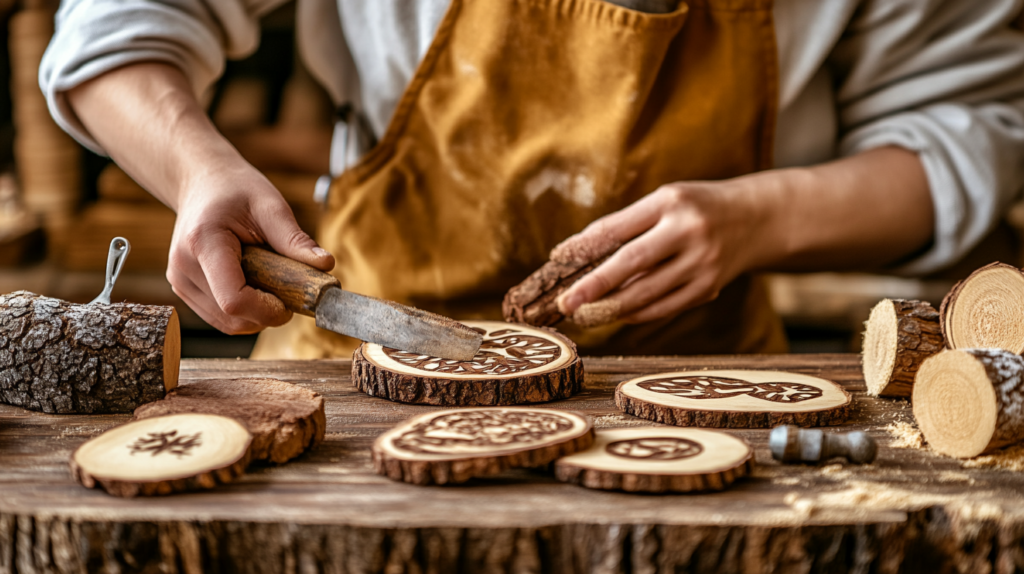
[554,427,753,493]
[616,370,851,428]
[352,321,583,406]
[373,407,594,485]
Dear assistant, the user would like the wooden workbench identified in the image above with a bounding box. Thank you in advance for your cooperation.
[2,355,1023,573]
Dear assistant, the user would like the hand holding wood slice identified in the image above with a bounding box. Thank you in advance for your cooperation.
[554,427,753,493]
[913,348,1024,458]
[373,407,594,485]
[353,321,583,406]
[71,413,252,497]
[133,378,325,464]
[616,370,851,428]
[861,299,944,397]
[940,262,1024,353]
[0,291,180,414]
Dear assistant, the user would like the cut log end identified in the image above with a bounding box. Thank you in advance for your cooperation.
[913,349,1024,458]
[861,299,943,398]
[71,413,252,497]
[164,309,181,391]
[941,263,1024,353]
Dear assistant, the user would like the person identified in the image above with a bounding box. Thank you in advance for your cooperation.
[41,0,1024,358]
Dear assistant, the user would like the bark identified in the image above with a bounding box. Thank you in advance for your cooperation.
[555,457,753,493]
[865,299,944,398]
[0,290,178,414]
[70,451,251,498]
[133,378,326,464]
[968,348,1024,452]
[502,255,611,326]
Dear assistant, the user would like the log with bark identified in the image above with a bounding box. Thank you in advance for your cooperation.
[940,262,1024,353]
[554,427,753,493]
[615,370,851,428]
[913,348,1024,458]
[0,290,180,414]
[353,321,583,406]
[133,378,325,464]
[373,407,594,485]
[71,413,252,497]
[861,298,944,398]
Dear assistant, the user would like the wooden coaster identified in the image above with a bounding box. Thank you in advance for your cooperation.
[71,413,252,497]
[861,298,944,398]
[133,378,326,464]
[373,407,594,485]
[913,348,1024,458]
[554,427,753,493]
[353,320,583,406]
[940,262,1024,353]
[616,370,851,428]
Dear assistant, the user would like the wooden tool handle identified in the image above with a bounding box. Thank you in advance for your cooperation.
[241,246,340,317]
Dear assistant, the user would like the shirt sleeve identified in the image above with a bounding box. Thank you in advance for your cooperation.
[830,0,1024,275]
[39,0,285,155]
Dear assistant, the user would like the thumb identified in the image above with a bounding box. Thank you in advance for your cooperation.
[259,204,335,272]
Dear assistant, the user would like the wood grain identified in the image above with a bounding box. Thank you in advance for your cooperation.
[240,246,340,317]
[4,354,1024,572]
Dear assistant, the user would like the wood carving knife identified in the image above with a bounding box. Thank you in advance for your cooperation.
[240,246,482,361]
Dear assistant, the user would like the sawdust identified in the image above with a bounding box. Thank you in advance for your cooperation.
[569,299,621,328]
[962,443,1024,472]
[593,414,648,428]
[885,421,925,449]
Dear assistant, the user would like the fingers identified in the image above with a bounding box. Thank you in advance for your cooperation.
[552,191,667,265]
[619,274,720,324]
[256,200,335,272]
[168,269,263,335]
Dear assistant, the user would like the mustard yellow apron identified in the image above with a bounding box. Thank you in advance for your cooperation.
[252,0,787,360]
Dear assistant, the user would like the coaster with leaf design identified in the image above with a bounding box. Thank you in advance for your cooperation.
[373,407,594,485]
[554,427,753,493]
[615,370,851,428]
[71,413,252,497]
[352,320,583,406]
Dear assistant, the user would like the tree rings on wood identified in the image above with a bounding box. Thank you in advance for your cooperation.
[616,370,851,428]
[71,413,252,497]
[353,321,583,406]
[373,407,594,485]
[913,348,1024,458]
[0,290,180,414]
[862,298,944,398]
[941,262,1024,353]
[554,427,753,493]
[133,378,326,464]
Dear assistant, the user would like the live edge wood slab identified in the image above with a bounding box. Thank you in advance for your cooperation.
[5,355,1024,574]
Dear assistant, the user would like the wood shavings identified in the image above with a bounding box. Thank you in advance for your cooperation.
[592,414,648,428]
[961,444,1024,472]
[885,421,924,449]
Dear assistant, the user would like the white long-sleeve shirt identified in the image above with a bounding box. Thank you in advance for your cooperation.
[40,0,1024,275]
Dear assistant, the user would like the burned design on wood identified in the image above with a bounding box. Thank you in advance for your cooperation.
[127,430,202,458]
[605,437,704,461]
[637,376,824,403]
[392,410,576,454]
[382,327,561,375]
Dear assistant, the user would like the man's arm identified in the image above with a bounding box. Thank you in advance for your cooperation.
[68,62,334,334]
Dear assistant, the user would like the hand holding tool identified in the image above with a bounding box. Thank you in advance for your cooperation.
[240,246,482,361]
[769,425,877,465]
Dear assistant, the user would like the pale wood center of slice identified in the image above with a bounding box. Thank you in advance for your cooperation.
[73,413,251,482]
[862,300,898,396]
[364,321,572,379]
[913,350,997,458]
[163,309,180,391]
[618,370,849,413]
[557,427,751,475]
[376,407,590,461]
[947,267,1024,352]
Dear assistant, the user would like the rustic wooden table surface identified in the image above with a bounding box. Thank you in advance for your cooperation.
[2,355,1023,574]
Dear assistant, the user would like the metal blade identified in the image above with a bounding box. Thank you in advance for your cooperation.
[315,287,483,361]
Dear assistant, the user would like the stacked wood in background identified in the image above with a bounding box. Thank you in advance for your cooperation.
[8,2,81,252]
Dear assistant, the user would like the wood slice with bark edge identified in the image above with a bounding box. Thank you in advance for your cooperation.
[353,321,583,406]
[71,413,252,498]
[615,370,851,428]
[554,427,754,493]
[940,262,1024,353]
[913,348,1024,458]
[373,407,594,485]
[133,378,326,464]
[861,298,944,398]
[0,291,180,414]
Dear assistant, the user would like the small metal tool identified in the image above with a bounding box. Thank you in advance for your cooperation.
[769,425,877,465]
[90,237,131,305]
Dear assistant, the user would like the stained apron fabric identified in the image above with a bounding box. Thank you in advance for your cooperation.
[252,0,788,359]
